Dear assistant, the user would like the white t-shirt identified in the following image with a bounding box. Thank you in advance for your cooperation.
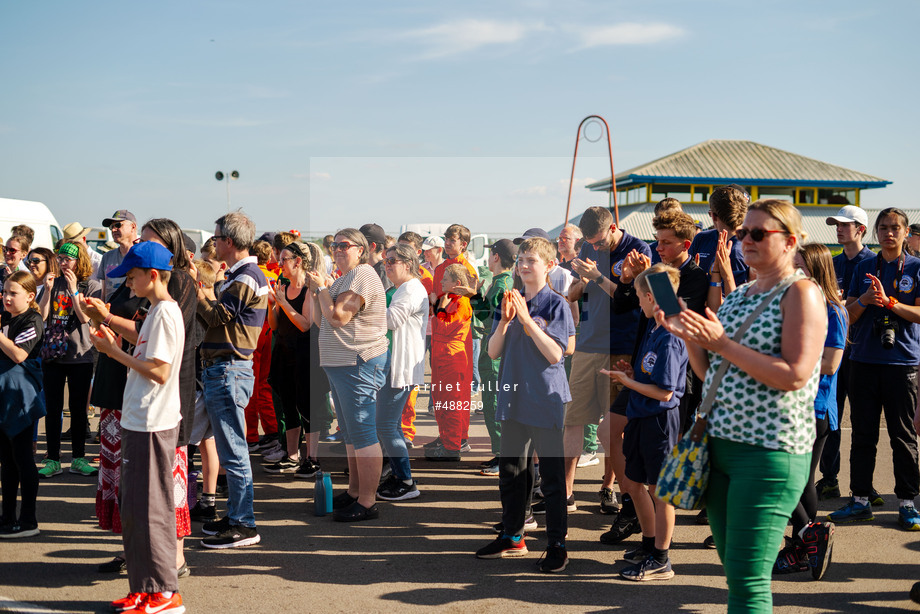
[121,300,185,433]
[387,277,429,389]
[549,265,574,297]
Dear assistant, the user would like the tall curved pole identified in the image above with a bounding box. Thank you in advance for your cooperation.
[563,115,618,230]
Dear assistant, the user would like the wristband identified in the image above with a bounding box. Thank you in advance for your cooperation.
[594,273,604,283]
[103,313,114,327]
[710,282,722,287]
[856,297,867,308]
[887,296,899,310]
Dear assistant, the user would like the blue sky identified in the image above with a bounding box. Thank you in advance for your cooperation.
[2,1,917,239]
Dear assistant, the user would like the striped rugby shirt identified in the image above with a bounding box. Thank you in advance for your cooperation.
[197,256,269,361]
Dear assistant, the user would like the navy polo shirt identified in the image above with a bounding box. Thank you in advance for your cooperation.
[815,303,847,429]
[847,253,920,365]
[833,246,874,299]
[688,229,749,287]
[494,285,575,429]
[625,323,687,419]
[575,231,651,355]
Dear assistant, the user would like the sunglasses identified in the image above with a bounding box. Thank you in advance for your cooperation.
[331,242,358,252]
[3,247,20,255]
[28,258,47,265]
[384,257,405,265]
[212,234,228,241]
[736,227,787,242]
[110,221,127,230]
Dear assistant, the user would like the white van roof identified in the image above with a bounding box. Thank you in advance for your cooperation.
[0,198,63,250]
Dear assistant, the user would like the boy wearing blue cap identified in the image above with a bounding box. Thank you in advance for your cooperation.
[90,241,187,614]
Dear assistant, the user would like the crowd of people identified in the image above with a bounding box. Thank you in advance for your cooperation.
[1,186,920,613]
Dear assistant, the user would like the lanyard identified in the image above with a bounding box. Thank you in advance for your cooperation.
[876,252,905,299]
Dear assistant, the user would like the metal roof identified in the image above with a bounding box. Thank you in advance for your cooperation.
[587,140,892,191]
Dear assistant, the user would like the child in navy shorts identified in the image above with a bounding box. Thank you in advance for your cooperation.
[475,237,575,573]
[602,263,687,581]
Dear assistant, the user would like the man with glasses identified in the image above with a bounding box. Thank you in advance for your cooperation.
[93,210,139,301]
[561,206,651,518]
[195,211,268,549]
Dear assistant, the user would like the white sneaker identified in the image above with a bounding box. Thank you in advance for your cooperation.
[577,452,600,468]
[263,446,286,463]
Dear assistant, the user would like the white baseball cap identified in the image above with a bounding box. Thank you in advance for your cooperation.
[421,236,445,250]
[826,205,868,227]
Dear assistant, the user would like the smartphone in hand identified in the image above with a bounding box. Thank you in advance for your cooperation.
[647,271,682,318]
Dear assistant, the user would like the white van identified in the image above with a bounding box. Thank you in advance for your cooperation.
[182,228,214,253]
[0,198,63,250]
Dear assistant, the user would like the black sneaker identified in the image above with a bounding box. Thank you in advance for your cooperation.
[377,478,420,501]
[533,494,576,515]
[201,516,232,536]
[869,489,884,507]
[624,544,654,565]
[190,502,219,523]
[600,512,641,545]
[0,522,39,539]
[201,524,261,549]
[247,441,260,453]
[773,537,808,575]
[479,456,499,469]
[801,522,835,580]
[476,535,528,559]
[294,459,321,480]
[264,456,301,474]
[815,477,840,501]
[703,535,717,549]
[423,437,442,450]
[97,556,127,574]
[538,543,568,572]
[620,556,674,581]
[695,508,710,525]
[493,516,538,534]
[599,488,619,515]
[425,444,461,462]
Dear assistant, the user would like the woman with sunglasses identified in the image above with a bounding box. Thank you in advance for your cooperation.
[375,244,428,501]
[266,240,329,478]
[658,200,826,613]
[1,236,32,311]
[37,242,102,479]
[26,248,59,297]
[829,207,920,531]
[307,228,387,522]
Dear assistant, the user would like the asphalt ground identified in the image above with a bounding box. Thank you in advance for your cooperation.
[1,391,919,613]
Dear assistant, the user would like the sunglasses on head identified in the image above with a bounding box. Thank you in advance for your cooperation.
[736,227,788,242]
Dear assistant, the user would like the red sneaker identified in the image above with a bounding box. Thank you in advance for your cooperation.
[127,592,185,614]
[111,593,146,612]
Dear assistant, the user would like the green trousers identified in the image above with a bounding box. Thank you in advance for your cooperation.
[707,437,810,614]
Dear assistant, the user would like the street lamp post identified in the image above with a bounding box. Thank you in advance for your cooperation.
[215,170,239,211]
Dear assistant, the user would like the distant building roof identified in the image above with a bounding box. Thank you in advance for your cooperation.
[586,140,892,191]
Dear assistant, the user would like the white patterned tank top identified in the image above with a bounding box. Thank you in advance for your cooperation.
[702,272,821,455]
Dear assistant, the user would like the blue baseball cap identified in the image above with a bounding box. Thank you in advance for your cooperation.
[107,241,174,278]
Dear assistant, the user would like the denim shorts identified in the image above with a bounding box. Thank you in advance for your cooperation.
[324,352,387,450]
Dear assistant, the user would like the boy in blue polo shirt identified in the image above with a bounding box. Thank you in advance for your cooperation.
[602,263,687,581]
[475,237,575,573]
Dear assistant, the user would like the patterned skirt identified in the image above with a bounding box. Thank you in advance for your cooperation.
[95,408,122,533]
[95,408,192,539]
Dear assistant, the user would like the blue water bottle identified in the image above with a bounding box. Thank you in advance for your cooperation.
[314,470,333,516]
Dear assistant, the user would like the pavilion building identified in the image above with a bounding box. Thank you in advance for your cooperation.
[569,139,894,247]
